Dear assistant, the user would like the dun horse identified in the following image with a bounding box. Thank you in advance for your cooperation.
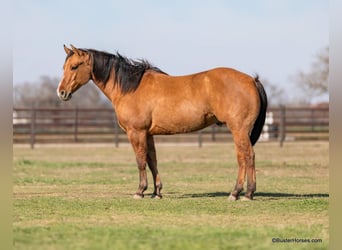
[57,45,267,201]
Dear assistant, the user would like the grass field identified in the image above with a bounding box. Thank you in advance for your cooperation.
[13,141,329,250]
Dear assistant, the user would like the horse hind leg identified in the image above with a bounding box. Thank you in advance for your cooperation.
[146,135,163,199]
[228,128,256,201]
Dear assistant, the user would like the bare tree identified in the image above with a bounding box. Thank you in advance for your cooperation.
[295,46,329,99]
[260,78,286,106]
[13,76,109,108]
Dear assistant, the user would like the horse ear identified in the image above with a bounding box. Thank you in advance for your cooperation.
[70,44,82,56]
[63,44,71,55]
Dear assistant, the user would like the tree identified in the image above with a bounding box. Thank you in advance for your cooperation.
[260,78,286,106]
[13,76,110,108]
[295,46,329,99]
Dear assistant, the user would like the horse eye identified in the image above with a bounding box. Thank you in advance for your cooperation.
[71,65,79,71]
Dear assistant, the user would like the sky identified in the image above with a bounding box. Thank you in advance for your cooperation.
[13,0,329,102]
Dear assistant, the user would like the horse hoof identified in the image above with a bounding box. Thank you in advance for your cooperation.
[133,193,144,199]
[151,194,162,199]
[228,194,238,201]
[241,196,252,201]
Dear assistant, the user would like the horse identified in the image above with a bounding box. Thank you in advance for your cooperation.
[57,45,267,201]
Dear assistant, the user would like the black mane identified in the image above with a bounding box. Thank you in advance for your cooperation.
[87,49,167,94]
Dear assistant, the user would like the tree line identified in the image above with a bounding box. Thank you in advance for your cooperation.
[13,76,110,109]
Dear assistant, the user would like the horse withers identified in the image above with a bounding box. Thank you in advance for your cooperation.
[57,45,267,201]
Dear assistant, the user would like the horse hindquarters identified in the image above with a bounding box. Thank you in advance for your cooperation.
[215,76,263,200]
[228,77,267,200]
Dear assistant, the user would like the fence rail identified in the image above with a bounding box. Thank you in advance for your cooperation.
[13,106,329,148]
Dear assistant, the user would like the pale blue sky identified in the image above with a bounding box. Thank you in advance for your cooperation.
[13,0,328,101]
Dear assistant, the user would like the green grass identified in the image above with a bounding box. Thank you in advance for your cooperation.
[13,142,329,249]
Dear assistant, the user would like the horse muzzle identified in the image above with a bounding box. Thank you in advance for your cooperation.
[57,89,72,101]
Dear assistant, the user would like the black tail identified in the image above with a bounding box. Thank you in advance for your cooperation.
[250,76,268,146]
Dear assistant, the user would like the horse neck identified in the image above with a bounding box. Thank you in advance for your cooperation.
[91,73,122,106]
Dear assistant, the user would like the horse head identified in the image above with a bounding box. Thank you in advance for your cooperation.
[57,45,92,101]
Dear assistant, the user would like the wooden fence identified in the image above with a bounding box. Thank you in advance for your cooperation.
[13,106,329,148]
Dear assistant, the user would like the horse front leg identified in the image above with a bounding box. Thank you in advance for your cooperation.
[146,135,163,199]
[127,129,148,199]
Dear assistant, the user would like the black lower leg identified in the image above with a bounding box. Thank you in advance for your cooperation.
[153,182,163,198]
[230,183,244,199]
[245,182,256,199]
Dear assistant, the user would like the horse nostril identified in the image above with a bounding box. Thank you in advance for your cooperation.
[58,89,71,101]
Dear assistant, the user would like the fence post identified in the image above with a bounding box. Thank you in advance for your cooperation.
[211,125,216,142]
[74,107,79,142]
[30,108,36,149]
[198,130,203,148]
[311,108,315,132]
[114,115,119,147]
[279,105,286,147]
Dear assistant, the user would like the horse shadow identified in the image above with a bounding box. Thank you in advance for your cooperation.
[179,192,329,199]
